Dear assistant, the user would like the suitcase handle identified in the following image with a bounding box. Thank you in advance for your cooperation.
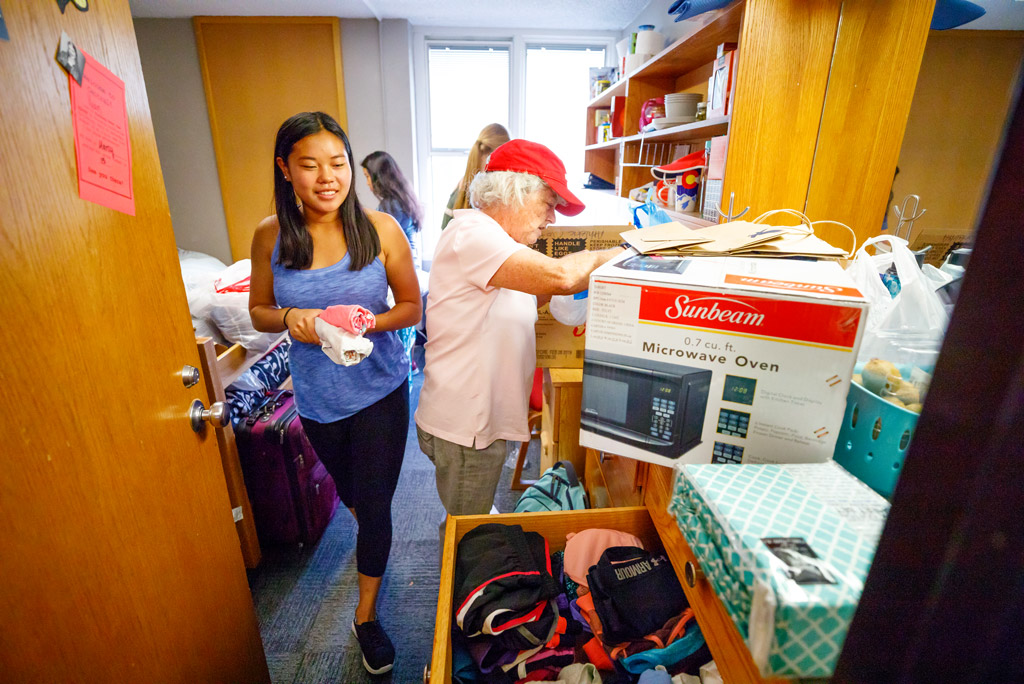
[245,389,292,427]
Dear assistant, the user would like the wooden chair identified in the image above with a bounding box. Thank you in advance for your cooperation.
[511,369,544,491]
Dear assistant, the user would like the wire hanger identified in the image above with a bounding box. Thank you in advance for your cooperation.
[892,194,926,240]
[714,191,750,221]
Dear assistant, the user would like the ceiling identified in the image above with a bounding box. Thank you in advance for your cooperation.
[128,0,1024,31]
[127,0,651,31]
[954,0,1024,30]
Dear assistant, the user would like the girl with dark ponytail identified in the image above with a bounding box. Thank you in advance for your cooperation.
[360,150,423,268]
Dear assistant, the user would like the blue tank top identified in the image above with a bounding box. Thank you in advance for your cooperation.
[272,238,407,423]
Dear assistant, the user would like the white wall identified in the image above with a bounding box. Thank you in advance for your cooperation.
[133,17,417,260]
[134,18,232,264]
[341,18,418,209]
[381,20,419,191]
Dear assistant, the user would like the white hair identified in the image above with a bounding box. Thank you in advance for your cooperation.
[468,171,563,212]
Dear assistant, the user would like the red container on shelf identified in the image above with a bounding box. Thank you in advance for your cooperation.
[610,95,626,138]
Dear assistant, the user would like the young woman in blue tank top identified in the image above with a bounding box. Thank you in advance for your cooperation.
[248,111,421,675]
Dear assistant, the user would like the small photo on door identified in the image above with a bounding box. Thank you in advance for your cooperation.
[55,30,85,85]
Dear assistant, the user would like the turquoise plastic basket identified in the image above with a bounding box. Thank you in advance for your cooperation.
[833,380,919,499]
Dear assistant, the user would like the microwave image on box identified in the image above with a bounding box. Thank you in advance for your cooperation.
[581,350,711,458]
[615,254,691,274]
[712,441,745,464]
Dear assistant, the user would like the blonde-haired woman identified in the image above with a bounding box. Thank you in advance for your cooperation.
[440,123,510,230]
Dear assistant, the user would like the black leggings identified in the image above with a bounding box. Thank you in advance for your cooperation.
[300,380,408,578]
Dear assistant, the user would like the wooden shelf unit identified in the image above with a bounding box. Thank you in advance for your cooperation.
[583,0,934,251]
[584,3,744,198]
[586,76,627,109]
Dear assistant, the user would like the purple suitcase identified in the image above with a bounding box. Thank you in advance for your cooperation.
[235,390,340,547]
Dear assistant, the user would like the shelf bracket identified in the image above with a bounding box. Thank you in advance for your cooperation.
[714,191,750,222]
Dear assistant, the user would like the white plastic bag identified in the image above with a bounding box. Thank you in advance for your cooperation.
[549,293,589,326]
[846,235,949,364]
[201,260,281,353]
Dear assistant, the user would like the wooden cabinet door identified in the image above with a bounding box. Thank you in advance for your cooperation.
[0,1,269,680]
[722,0,841,221]
[804,0,935,249]
[194,17,348,261]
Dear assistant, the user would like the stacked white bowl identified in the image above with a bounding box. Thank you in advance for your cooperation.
[664,92,703,122]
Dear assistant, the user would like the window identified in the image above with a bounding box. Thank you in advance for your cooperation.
[524,45,606,189]
[415,32,614,258]
[424,44,510,256]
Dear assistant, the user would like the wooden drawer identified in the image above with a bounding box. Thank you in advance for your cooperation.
[429,507,661,684]
[429,473,791,684]
[644,465,789,684]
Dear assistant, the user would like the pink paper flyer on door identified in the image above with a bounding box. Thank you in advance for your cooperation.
[70,49,135,216]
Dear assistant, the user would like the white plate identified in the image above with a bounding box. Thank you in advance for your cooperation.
[652,116,697,129]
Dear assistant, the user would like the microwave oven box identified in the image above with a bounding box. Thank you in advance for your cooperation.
[579,251,869,468]
[533,225,628,368]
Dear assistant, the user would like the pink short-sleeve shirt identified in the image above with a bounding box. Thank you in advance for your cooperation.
[414,210,537,448]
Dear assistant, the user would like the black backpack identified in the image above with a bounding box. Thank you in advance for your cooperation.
[587,546,688,642]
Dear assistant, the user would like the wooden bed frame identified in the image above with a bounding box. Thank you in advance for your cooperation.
[196,334,290,568]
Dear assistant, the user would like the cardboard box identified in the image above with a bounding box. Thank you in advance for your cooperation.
[579,251,868,467]
[532,226,628,368]
[908,225,973,267]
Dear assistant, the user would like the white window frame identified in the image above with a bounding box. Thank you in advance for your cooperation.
[413,28,616,254]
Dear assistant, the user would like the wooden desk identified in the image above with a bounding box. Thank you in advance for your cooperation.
[539,369,647,510]
[585,448,645,509]
[539,368,586,477]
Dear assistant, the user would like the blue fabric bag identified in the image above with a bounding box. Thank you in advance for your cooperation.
[514,460,588,513]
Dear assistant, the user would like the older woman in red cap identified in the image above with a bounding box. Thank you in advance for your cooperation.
[415,139,624,541]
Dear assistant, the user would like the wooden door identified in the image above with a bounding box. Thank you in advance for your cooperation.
[194,17,348,261]
[0,1,269,681]
[804,0,935,250]
[721,0,841,220]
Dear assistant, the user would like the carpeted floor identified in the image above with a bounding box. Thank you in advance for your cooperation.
[247,371,540,683]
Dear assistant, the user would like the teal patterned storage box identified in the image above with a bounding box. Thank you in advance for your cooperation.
[668,462,889,678]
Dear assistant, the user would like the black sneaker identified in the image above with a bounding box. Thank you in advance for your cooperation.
[351,619,395,675]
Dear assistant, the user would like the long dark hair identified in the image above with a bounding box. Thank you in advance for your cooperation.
[273,111,380,270]
[360,151,423,231]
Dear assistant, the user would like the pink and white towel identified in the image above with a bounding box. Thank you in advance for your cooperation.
[319,304,376,335]
[314,318,373,366]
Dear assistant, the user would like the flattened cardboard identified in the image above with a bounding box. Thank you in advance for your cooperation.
[621,220,846,259]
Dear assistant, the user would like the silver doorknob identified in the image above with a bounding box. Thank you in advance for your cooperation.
[189,399,228,433]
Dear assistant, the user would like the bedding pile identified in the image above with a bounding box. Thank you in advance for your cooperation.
[177,249,280,353]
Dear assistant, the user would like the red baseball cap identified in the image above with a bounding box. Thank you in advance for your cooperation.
[485,139,586,216]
